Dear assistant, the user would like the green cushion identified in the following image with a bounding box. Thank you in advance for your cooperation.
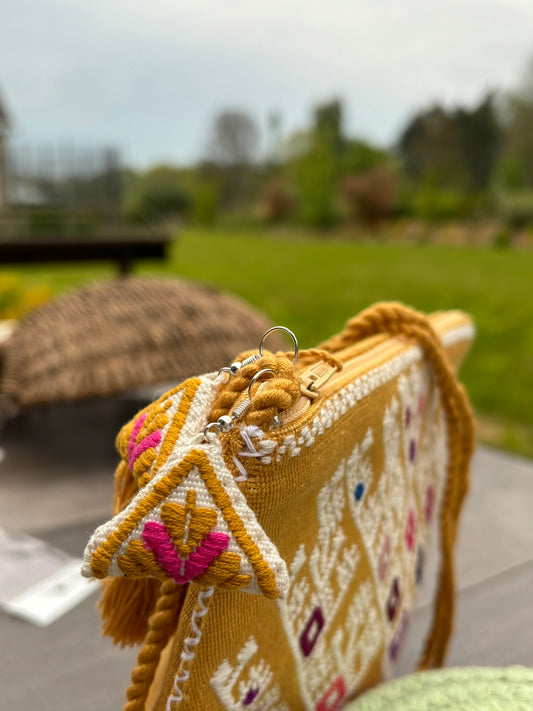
[345,667,533,711]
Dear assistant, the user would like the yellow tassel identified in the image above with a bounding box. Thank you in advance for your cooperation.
[99,577,161,647]
[98,459,160,647]
[113,460,139,514]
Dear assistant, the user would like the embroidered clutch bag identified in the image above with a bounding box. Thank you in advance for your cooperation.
[82,302,475,711]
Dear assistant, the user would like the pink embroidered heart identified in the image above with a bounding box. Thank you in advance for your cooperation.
[142,520,230,584]
[128,413,162,470]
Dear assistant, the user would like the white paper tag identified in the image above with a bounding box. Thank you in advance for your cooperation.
[0,530,97,626]
[2,559,97,626]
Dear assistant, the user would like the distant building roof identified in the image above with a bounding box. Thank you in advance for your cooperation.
[8,182,49,206]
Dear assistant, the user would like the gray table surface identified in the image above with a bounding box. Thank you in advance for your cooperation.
[1,400,532,710]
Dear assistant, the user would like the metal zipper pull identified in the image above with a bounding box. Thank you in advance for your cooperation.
[299,361,339,399]
[278,360,339,426]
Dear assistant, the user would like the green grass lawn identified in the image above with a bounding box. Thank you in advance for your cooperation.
[3,226,533,456]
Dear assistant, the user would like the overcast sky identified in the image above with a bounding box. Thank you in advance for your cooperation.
[1,0,532,167]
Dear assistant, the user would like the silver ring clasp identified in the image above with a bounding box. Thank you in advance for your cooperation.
[259,326,299,365]
[247,368,277,399]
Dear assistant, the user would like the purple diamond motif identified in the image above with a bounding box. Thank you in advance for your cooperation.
[243,687,259,705]
[416,545,425,585]
[389,609,411,661]
[386,577,401,622]
[299,606,324,657]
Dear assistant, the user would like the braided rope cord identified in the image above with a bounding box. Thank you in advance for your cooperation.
[209,348,341,427]
[123,580,185,711]
[209,352,297,425]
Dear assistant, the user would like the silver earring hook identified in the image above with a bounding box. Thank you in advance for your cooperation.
[217,366,232,382]
[203,421,221,440]
[218,353,261,379]
[204,368,277,441]
[259,326,299,365]
[247,368,277,400]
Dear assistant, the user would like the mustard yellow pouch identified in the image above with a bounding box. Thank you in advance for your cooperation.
[83,302,474,711]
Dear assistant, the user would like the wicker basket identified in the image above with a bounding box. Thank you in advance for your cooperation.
[0,276,283,413]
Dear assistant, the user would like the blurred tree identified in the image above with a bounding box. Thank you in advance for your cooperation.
[286,99,394,227]
[497,60,533,188]
[288,128,337,227]
[455,94,502,191]
[398,105,467,189]
[260,176,295,222]
[207,110,259,166]
[124,165,190,223]
[190,165,219,225]
[205,109,260,207]
[398,93,502,193]
[0,88,10,211]
[314,98,345,154]
[341,166,397,226]
[284,130,312,162]
[286,98,346,227]
[266,111,284,167]
[341,138,392,175]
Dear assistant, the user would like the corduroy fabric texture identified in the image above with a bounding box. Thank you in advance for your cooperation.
[346,666,533,711]
[83,303,475,711]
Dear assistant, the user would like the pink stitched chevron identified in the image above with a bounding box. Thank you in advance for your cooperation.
[128,413,162,470]
[142,520,230,584]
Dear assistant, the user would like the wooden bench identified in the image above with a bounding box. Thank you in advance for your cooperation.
[0,233,171,275]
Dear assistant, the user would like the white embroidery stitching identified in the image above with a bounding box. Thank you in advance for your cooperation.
[166,586,215,709]
[211,637,290,711]
[234,426,278,481]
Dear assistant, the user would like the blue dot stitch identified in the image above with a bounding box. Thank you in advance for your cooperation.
[354,483,365,501]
